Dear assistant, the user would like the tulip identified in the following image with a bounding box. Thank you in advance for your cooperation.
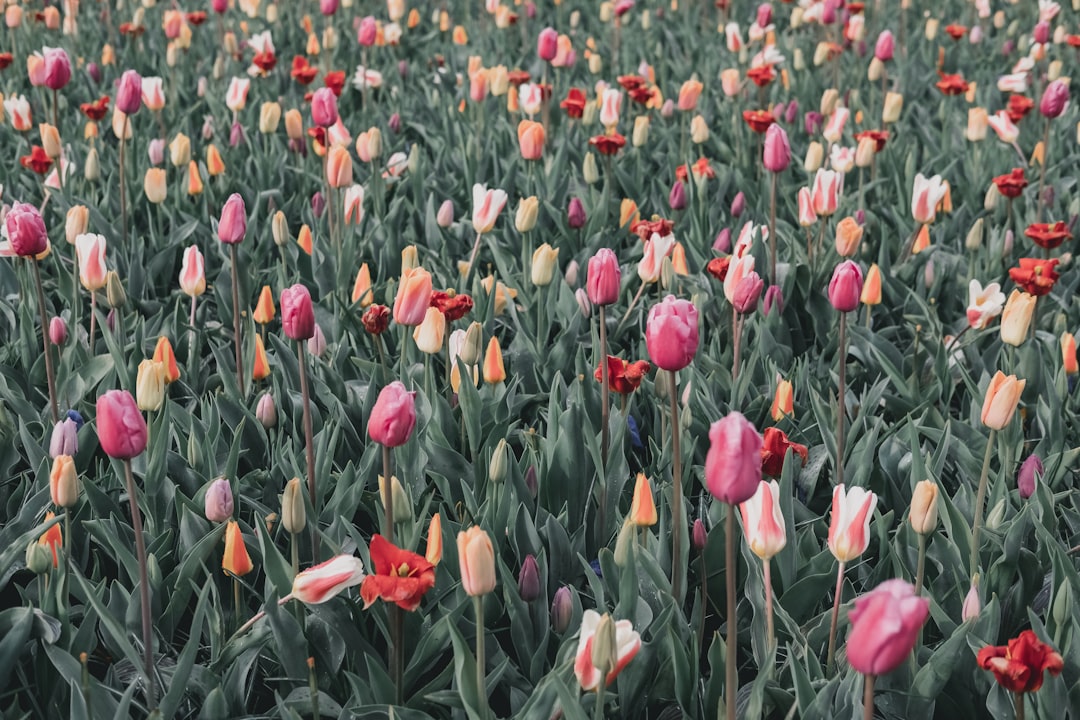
[763,124,791,172]
[1062,333,1078,374]
[518,120,545,160]
[999,290,1035,346]
[978,631,1064,701]
[531,244,560,286]
[834,217,863,257]
[425,513,443,565]
[537,27,558,61]
[42,47,71,90]
[882,92,903,123]
[222,521,254,577]
[378,475,411,524]
[457,526,496,596]
[567,197,587,228]
[740,479,785,649]
[732,272,764,314]
[964,279,1005,329]
[911,173,948,225]
[678,79,704,111]
[811,169,841,216]
[326,145,353,188]
[981,370,1025,430]
[49,455,79,508]
[668,180,687,211]
[828,261,863,312]
[471,184,508,234]
[574,610,641,691]
[38,512,62,568]
[204,478,234,522]
[135,360,166,412]
[251,335,271,382]
[270,284,315,344]
[225,77,250,112]
[551,587,573,633]
[116,70,142,114]
[292,555,366,604]
[704,412,763,504]
[96,390,147,459]
[412,307,446,354]
[49,418,78,459]
[1040,79,1069,119]
[5,202,48,257]
[143,168,167,203]
[393,266,433,326]
[483,337,506,384]
[515,197,539,234]
[517,555,541,601]
[829,484,877,563]
[256,392,277,428]
[645,296,698,371]
[217,194,247,244]
[436,200,455,228]
[584,249,621,307]
[368,382,417,448]
[1018,454,1042,500]
[629,473,657,527]
[847,579,929,681]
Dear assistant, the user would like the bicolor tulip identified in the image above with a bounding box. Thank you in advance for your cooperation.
[471,184,508,234]
[574,610,641,691]
[846,580,929,675]
[828,485,877,562]
[153,337,180,383]
[739,480,786,560]
[810,169,841,216]
[293,555,366,604]
[705,412,764,504]
[393,266,433,326]
[179,246,206,297]
[911,173,949,224]
[75,233,108,290]
[966,280,1005,329]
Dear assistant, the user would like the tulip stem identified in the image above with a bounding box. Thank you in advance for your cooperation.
[969,429,997,577]
[308,657,320,720]
[390,604,404,706]
[229,244,244,397]
[670,371,685,604]
[1014,692,1025,720]
[297,341,317,559]
[463,231,483,291]
[615,282,647,337]
[594,678,606,720]
[732,308,743,383]
[382,444,394,542]
[119,116,129,249]
[31,258,59,423]
[863,674,875,720]
[599,305,610,541]
[474,594,488,719]
[123,459,155,709]
[697,550,707,654]
[836,312,847,487]
[768,172,778,285]
[914,533,927,596]
[1035,118,1050,223]
[233,577,241,633]
[724,504,737,720]
[826,560,845,675]
[231,593,294,639]
[764,559,775,654]
[290,532,299,576]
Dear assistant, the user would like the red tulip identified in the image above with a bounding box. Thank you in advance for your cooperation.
[359,534,435,611]
[217,193,247,244]
[96,390,148,459]
[645,295,699,371]
[705,412,763,504]
[846,580,929,675]
[368,381,416,447]
[978,630,1064,694]
[281,284,316,341]
[759,427,808,477]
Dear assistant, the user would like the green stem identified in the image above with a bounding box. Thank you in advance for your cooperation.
[599,305,610,540]
[382,444,394,541]
[724,505,737,720]
[298,341,316,559]
[969,429,997,577]
[764,559,775,654]
[31,258,59,423]
[119,117,129,249]
[593,667,608,720]
[670,371,684,603]
[768,172,778,285]
[914,533,927,596]
[123,459,155,709]
[229,244,245,397]
[826,560,846,675]
[1015,692,1025,720]
[475,594,488,719]
[836,312,847,487]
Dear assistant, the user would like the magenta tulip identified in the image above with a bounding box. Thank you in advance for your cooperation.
[704,412,763,504]
[368,381,417,447]
[586,249,621,305]
[96,390,148,460]
[357,16,377,46]
[537,27,559,61]
[281,284,316,341]
[874,31,894,61]
[5,202,48,257]
[43,47,71,90]
[116,69,142,114]
[310,87,339,128]
[217,193,247,244]
[763,124,791,173]
[846,579,929,675]
[645,295,699,371]
[1040,80,1069,119]
[828,261,863,312]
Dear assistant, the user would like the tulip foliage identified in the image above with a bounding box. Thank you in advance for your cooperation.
[2,1,1080,719]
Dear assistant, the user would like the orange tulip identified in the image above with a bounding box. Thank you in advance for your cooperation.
[297,224,313,255]
[326,144,353,188]
[1062,332,1078,375]
[771,378,793,421]
[629,473,657,526]
[483,336,506,384]
[206,144,225,176]
[911,223,931,254]
[187,160,204,195]
[252,334,271,381]
[517,120,546,160]
[252,286,275,325]
[223,521,254,577]
[40,511,63,568]
[861,264,882,305]
[834,216,863,257]
[426,512,443,565]
[153,336,180,384]
[677,79,704,111]
[352,263,373,306]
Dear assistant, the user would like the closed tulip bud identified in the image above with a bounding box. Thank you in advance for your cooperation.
[828,484,878,561]
[551,586,572,632]
[962,579,981,621]
[1018,454,1042,500]
[588,53,603,75]
[771,378,793,421]
[985,498,1006,531]
[259,102,281,134]
[222,521,254,577]
[645,295,698,370]
[828,261,863,312]
[1052,580,1071,628]
[1000,290,1035,346]
[705,412,763,504]
[867,57,884,82]
[285,109,304,140]
[218,194,247,244]
[326,145,353,188]
[50,455,79,508]
[270,211,290,247]
[568,197,587,228]
[1063,333,1078,374]
[458,526,496,596]
[575,288,592,318]
[834,217,864,257]
[1040,79,1069,119]
[591,614,618,675]
[307,324,327,357]
[763,124,791,172]
[281,478,306,534]
[39,123,61,159]
[65,206,89,246]
[433,200,455,229]
[966,108,989,142]
[5,202,48,257]
[804,141,824,173]
[368,382,417,447]
[489,438,511,484]
[50,418,78,458]
[81,147,98,181]
[256,392,276,428]
[668,180,687,211]
[410,307,444,354]
[981,371,1026,430]
[96,390,147,459]
[629,473,657,526]
[632,115,650,147]
[860,263,882,306]
[147,138,166,166]
[882,92,904,123]
[483,337,507,383]
[116,69,142,114]
[204,478,234,522]
[511,197,538,234]
[169,133,191,167]
[583,153,600,184]
[136,360,166,411]
[393,266,433,325]
[965,218,985,251]
[531,243,560,286]
[909,480,939,535]
[48,316,67,346]
[690,114,709,143]
[378,475,412,523]
[26,540,52,575]
[105,271,126,308]
[518,555,541,601]
[846,580,929,676]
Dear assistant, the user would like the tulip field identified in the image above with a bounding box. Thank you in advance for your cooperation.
[5,0,1080,717]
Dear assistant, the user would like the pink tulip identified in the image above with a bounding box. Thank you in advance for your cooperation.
[827,484,877,562]
[874,31,894,61]
[763,124,791,172]
[311,87,339,128]
[281,284,316,341]
[1033,21,1050,44]
[217,193,247,244]
[212,0,228,12]
[723,254,755,304]
[43,47,71,90]
[705,411,763,505]
[75,234,108,290]
[116,69,142,115]
[669,180,687,210]
[756,3,772,27]
[846,580,929,675]
[567,197,586,229]
[320,0,339,15]
[49,317,67,345]
[1040,79,1069,119]
[357,16,377,46]
[292,555,366,603]
[732,271,765,314]
[587,249,621,305]
[739,480,786,560]
[645,295,699,371]
[537,27,558,61]
[471,184,509,234]
[4,202,48,257]
[204,478,234,522]
[96,390,148,460]
[368,381,417,447]
[828,261,863,312]
[392,266,433,326]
